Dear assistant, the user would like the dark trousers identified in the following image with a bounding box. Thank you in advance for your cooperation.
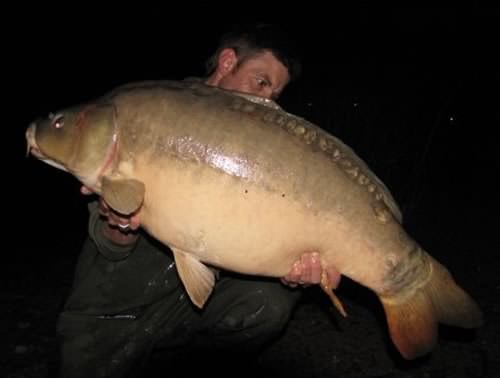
[56,236,301,377]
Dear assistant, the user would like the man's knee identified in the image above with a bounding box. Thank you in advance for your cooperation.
[211,280,300,344]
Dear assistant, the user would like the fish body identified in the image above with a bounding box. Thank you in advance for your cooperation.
[26,79,482,359]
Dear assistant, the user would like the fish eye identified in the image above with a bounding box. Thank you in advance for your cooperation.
[49,113,65,129]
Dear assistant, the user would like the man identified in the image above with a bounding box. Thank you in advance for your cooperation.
[57,24,337,377]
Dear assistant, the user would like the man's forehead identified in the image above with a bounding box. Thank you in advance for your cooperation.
[241,52,290,81]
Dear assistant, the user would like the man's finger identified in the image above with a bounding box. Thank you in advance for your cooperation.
[80,186,93,195]
[129,214,141,230]
[284,261,301,282]
[301,253,312,283]
[310,252,321,284]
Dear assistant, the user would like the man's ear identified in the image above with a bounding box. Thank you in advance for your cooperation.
[217,48,238,75]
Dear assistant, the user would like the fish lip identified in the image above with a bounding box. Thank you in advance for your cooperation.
[25,122,43,158]
[29,145,45,159]
[25,122,52,162]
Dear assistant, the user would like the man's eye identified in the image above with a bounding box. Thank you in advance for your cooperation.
[256,77,269,87]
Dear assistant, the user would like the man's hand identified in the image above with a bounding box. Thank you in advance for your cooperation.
[96,196,141,231]
[81,186,141,244]
[281,252,341,289]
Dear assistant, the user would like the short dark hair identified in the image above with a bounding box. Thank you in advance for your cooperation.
[205,24,302,82]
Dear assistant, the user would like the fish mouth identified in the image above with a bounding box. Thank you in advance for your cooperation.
[25,122,43,158]
[25,122,68,172]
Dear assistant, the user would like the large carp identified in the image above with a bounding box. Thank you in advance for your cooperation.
[26,79,482,360]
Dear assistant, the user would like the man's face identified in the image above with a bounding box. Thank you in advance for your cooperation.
[216,50,290,100]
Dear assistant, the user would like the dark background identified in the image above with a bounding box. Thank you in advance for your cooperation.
[6,7,500,377]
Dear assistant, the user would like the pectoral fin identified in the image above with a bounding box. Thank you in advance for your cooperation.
[101,176,145,215]
[171,247,215,309]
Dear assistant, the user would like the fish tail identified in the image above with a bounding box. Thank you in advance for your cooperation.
[380,256,483,360]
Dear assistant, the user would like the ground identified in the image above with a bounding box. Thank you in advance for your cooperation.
[4,186,499,377]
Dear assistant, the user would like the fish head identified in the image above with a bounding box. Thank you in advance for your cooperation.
[26,102,117,190]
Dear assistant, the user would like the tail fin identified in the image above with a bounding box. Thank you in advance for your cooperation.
[380,257,483,360]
